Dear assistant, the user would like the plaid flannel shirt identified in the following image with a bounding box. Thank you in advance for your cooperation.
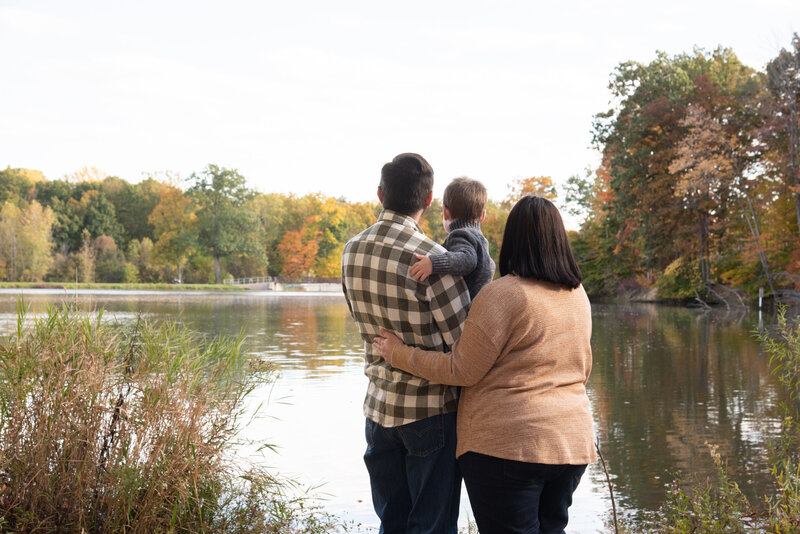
[341,210,470,427]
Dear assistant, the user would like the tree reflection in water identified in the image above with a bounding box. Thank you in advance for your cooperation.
[589,303,784,514]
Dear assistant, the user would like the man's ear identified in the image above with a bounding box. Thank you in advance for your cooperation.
[377,186,383,204]
[424,191,433,208]
[479,208,486,223]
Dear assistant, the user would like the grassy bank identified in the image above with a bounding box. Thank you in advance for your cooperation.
[0,282,247,291]
[0,303,348,533]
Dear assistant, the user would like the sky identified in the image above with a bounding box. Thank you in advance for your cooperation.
[1,0,799,217]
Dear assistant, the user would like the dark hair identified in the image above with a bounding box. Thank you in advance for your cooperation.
[443,177,487,221]
[498,195,582,289]
[379,153,434,215]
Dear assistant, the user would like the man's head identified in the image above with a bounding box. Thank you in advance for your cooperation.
[442,177,487,222]
[378,153,434,215]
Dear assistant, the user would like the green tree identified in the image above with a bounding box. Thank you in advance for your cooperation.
[81,190,123,242]
[187,165,262,284]
[0,167,41,205]
[101,176,163,246]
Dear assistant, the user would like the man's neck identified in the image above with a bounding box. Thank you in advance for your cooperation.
[383,207,425,223]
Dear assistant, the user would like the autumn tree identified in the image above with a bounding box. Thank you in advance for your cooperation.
[668,104,736,285]
[149,185,197,283]
[0,168,41,205]
[276,225,320,277]
[0,201,56,281]
[585,47,760,295]
[503,176,557,208]
[63,166,107,183]
[764,33,800,238]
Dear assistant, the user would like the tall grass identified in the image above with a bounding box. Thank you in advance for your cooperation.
[0,302,347,533]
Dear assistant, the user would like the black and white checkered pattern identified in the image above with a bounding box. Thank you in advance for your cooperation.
[342,210,470,427]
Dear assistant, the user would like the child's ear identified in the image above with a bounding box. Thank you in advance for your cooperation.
[479,208,486,223]
[442,205,451,220]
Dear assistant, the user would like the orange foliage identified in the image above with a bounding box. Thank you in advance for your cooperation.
[503,176,557,208]
[277,224,320,276]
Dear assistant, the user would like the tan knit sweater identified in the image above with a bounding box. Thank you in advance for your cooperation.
[390,275,596,465]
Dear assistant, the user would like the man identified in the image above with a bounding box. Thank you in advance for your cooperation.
[341,153,470,534]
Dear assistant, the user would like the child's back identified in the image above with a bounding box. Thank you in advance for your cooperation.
[409,178,495,299]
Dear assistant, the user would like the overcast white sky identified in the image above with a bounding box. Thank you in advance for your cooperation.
[1,1,798,212]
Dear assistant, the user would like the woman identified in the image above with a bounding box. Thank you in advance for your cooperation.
[372,195,595,534]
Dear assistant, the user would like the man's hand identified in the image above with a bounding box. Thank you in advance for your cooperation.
[409,254,433,282]
[372,328,402,364]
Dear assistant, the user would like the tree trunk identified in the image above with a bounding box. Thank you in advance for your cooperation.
[698,210,710,286]
[740,193,778,297]
[213,254,221,285]
[788,101,800,238]
[177,262,183,284]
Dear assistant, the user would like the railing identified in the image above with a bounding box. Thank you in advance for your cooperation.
[224,276,341,286]
[224,276,274,285]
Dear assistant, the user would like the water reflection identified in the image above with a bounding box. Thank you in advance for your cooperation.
[589,304,783,514]
[0,291,786,531]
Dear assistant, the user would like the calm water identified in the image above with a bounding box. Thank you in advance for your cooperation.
[0,290,786,532]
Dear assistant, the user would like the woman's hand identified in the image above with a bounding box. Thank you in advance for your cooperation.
[372,328,402,364]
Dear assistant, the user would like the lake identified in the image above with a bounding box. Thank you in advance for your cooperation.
[0,289,786,532]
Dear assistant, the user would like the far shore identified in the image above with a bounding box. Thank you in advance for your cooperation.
[0,281,343,293]
[0,282,247,292]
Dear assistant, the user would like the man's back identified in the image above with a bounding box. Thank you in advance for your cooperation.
[342,210,470,428]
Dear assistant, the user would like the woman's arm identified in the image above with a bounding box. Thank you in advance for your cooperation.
[373,309,501,387]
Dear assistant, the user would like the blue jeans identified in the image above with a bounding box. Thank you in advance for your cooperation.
[364,413,460,534]
[459,452,586,534]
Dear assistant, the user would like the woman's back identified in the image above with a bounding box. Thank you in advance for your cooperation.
[453,274,596,464]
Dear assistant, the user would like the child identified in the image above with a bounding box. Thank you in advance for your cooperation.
[410,177,495,299]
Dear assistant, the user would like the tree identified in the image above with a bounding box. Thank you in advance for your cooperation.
[80,190,123,243]
[76,229,95,282]
[503,176,557,208]
[563,170,594,221]
[187,165,262,284]
[149,185,197,283]
[585,47,760,293]
[765,34,800,237]
[0,201,56,281]
[0,204,21,281]
[63,166,106,184]
[102,176,163,246]
[0,167,41,205]
[669,104,735,285]
[276,225,319,277]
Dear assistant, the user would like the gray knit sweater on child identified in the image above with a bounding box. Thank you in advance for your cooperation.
[429,220,496,300]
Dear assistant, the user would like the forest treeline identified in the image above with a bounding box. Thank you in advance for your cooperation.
[568,36,800,299]
[0,164,542,285]
[1,36,798,298]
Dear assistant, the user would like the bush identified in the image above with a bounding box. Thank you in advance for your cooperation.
[656,257,704,300]
[0,302,349,533]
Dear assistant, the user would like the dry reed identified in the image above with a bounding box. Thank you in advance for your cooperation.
[0,301,347,533]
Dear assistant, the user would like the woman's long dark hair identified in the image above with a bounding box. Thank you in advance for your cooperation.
[498,195,582,289]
